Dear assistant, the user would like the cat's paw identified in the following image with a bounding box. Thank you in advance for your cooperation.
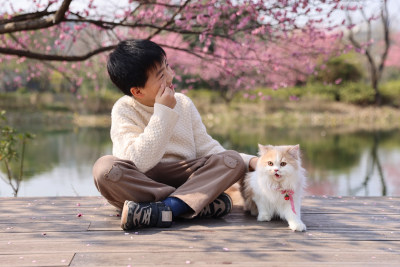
[257,213,272,222]
[288,220,307,232]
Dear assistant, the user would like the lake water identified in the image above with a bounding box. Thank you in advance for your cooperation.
[1,125,399,197]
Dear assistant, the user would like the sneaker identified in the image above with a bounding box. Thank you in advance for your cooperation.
[120,200,173,230]
[197,193,232,218]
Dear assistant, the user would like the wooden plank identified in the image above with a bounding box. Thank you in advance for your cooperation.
[2,212,399,232]
[0,239,290,254]
[1,197,399,224]
[1,236,398,254]
[1,196,399,266]
[1,229,399,243]
[301,197,400,214]
[2,206,398,217]
[88,213,400,231]
[69,251,400,266]
[0,221,90,233]
[2,196,399,211]
[0,196,105,203]
[0,253,74,267]
[0,197,112,211]
[0,212,120,224]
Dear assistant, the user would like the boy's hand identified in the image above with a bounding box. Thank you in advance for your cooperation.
[249,157,258,172]
[155,80,176,109]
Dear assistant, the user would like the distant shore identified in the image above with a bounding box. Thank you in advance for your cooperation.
[2,92,400,133]
[196,99,400,134]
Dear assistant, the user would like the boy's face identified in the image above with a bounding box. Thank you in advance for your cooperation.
[132,58,174,107]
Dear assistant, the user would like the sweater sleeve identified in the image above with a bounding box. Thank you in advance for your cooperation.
[111,103,179,173]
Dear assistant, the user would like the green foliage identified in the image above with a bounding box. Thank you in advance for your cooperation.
[305,81,400,106]
[196,81,379,106]
[338,82,375,105]
[303,82,375,105]
[313,53,364,84]
[49,72,64,93]
[0,111,35,196]
[382,66,400,82]
[265,82,376,105]
[305,80,400,106]
[380,80,400,107]
[186,89,222,103]
[0,90,120,114]
[304,83,338,101]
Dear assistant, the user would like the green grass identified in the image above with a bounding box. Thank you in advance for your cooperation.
[1,80,400,117]
[0,90,120,114]
[191,80,400,107]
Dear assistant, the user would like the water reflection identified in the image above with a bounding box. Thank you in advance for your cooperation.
[0,127,111,197]
[355,133,386,196]
[211,127,399,197]
[1,126,399,197]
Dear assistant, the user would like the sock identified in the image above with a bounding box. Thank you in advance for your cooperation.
[162,197,190,217]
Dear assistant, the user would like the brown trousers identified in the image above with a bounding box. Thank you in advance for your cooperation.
[92,150,246,218]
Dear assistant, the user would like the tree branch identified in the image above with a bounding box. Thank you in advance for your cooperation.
[0,45,116,61]
[147,0,191,39]
[346,9,377,78]
[0,10,54,24]
[378,0,390,76]
[0,0,72,34]
[53,0,72,23]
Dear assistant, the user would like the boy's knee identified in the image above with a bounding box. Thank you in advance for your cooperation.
[93,155,122,185]
[220,150,246,172]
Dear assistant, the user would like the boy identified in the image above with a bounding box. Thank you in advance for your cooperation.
[93,39,257,230]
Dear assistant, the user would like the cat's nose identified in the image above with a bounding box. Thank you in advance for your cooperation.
[274,169,279,172]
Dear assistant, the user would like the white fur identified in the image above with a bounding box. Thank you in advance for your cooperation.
[244,145,307,232]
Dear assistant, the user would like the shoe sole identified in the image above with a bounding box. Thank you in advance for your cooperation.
[120,200,130,230]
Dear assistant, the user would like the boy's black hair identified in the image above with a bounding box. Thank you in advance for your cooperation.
[107,39,166,96]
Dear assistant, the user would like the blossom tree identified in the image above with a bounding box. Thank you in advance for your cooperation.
[0,0,349,99]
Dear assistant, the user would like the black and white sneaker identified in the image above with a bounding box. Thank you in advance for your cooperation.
[120,200,173,230]
[197,193,233,218]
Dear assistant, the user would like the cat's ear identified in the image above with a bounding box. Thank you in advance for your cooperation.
[287,144,300,159]
[258,144,272,155]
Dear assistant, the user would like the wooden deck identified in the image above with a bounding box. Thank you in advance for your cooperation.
[1,192,399,266]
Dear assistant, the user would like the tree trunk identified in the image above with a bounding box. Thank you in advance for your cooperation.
[371,73,382,106]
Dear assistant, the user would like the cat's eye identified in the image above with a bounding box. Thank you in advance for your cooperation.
[267,161,273,166]
[280,162,287,167]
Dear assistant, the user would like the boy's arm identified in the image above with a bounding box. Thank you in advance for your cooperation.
[111,102,179,173]
[248,156,258,172]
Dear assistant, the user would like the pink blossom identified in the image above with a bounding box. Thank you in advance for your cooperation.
[0,0,348,98]
[335,78,342,85]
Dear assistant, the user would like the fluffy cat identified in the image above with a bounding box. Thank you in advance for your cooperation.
[240,144,307,232]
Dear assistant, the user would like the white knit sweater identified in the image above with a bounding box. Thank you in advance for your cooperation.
[111,93,254,173]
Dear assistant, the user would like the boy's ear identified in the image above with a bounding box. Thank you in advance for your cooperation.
[130,87,144,98]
